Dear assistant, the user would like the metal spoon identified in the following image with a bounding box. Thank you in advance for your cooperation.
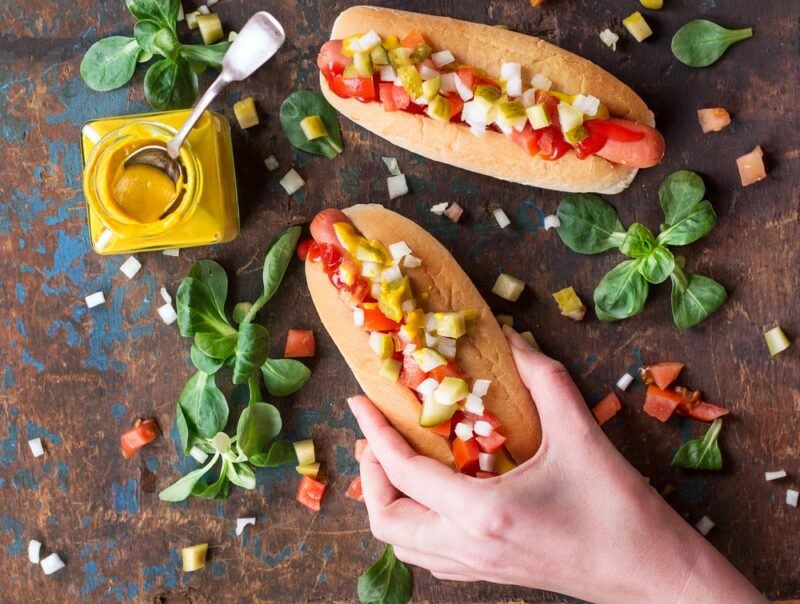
[125,11,286,180]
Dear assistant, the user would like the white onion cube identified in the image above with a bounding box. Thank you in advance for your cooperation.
[162,248,180,257]
[419,64,440,80]
[430,202,448,215]
[159,287,172,304]
[264,155,279,171]
[197,5,210,14]
[506,77,522,97]
[464,394,484,415]
[439,72,457,93]
[381,265,402,284]
[478,452,497,473]
[616,373,634,392]
[501,62,521,81]
[787,489,799,508]
[28,539,41,563]
[431,50,455,67]
[380,65,397,82]
[382,156,401,176]
[473,421,493,437]
[543,214,561,230]
[236,517,256,536]
[189,446,209,464]
[425,313,438,332]
[41,552,65,575]
[695,516,715,536]
[157,303,177,325]
[492,273,525,302]
[403,343,417,355]
[765,470,787,481]
[85,291,105,308]
[359,30,382,50]
[472,379,491,397]
[389,241,412,260]
[387,174,408,200]
[454,421,474,441]
[455,76,473,101]
[119,256,142,279]
[401,299,415,312]
[415,378,439,398]
[424,332,438,347]
[352,308,365,327]
[531,73,552,90]
[600,28,619,51]
[403,255,422,269]
[493,208,511,229]
[436,337,457,359]
[28,438,44,458]
[280,169,305,194]
[520,88,537,107]
[572,94,600,117]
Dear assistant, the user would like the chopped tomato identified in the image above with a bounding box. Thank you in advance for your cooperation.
[446,93,464,121]
[460,410,501,431]
[452,438,480,475]
[430,360,466,382]
[573,131,607,159]
[511,123,540,156]
[640,362,684,391]
[120,418,161,458]
[429,419,451,439]
[401,29,426,49]
[285,330,315,358]
[676,402,729,422]
[296,476,326,512]
[331,271,369,307]
[475,431,507,453]
[317,40,350,77]
[399,354,428,390]
[535,90,560,123]
[296,238,313,261]
[327,74,377,101]
[306,241,322,262]
[584,119,645,142]
[345,476,364,502]
[354,439,368,462]
[592,392,622,426]
[379,83,411,112]
[643,386,683,422]
[537,126,572,160]
[456,66,476,90]
[475,471,499,479]
[362,306,401,331]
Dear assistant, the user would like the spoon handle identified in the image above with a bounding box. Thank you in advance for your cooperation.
[167,74,230,159]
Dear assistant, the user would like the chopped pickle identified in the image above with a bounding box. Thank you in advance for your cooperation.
[622,12,653,42]
[196,13,223,45]
[492,273,525,302]
[233,97,259,129]
[422,76,441,101]
[412,347,447,372]
[409,43,432,63]
[495,314,514,328]
[379,358,402,382]
[527,103,551,129]
[564,125,589,145]
[299,115,328,141]
[368,332,394,359]
[419,397,457,427]
[182,543,208,572]
[474,85,502,111]
[435,312,466,339]
[397,65,423,99]
[497,100,527,126]
[460,309,478,333]
[379,276,411,322]
[353,50,373,77]
[293,439,316,465]
[405,309,425,330]
[557,102,584,132]
[640,0,663,8]
[383,35,400,50]
[342,64,360,78]
[389,47,413,68]
[433,377,469,405]
[296,463,321,478]
[333,222,366,254]
[341,34,363,57]
[371,45,389,65]
[520,331,540,349]
[764,326,791,356]
[552,286,586,321]
[427,95,451,122]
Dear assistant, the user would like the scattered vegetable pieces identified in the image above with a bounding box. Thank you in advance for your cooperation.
[233,97,259,129]
[120,418,161,458]
[182,543,208,572]
[357,545,413,604]
[697,108,731,133]
[264,155,279,171]
[235,517,256,536]
[640,0,663,9]
[765,470,787,482]
[543,214,560,230]
[672,418,724,470]
[493,208,511,229]
[552,286,586,321]
[492,273,525,302]
[196,13,224,45]
[639,362,683,391]
[599,29,619,51]
[296,475,326,512]
[41,552,65,575]
[285,330,315,358]
[643,385,682,422]
[593,392,621,426]
[764,325,791,356]
[430,202,449,215]
[28,539,41,563]
[345,476,364,502]
[280,91,344,159]
[157,302,178,325]
[28,437,44,458]
[695,515,715,536]
[387,174,409,199]
[623,12,653,43]
[787,489,799,508]
[85,291,105,308]
[119,256,142,279]
[162,248,180,257]
[280,168,305,194]
[443,202,463,223]
[382,157,401,176]
[616,373,634,391]
[736,146,766,186]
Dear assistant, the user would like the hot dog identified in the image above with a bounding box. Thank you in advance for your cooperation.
[305,205,542,474]
[318,6,665,194]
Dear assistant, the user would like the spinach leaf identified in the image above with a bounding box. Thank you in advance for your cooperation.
[236,402,282,459]
[357,545,413,604]
[177,260,235,338]
[158,453,219,502]
[671,20,753,68]
[192,460,231,499]
[178,371,228,438]
[556,194,625,254]
[279,91,344,159]
[175,405,211,455]
[657,201,716,247]
[195,331,238,360]
[670,267,727,329]
[249,440,297,467]
[671,418,723,470]
[80,37,142,92]
[151,27,180,63]
[126,0,180,31]
[233,302,253,324]
[594,260,649,321]
[243,226,302,323]
[262,358,312,396]
[190,344,225,375]
[133,20,161,54]
[658,170,705,225]
[620,223,656,258]
[144,57,198,110]
[639,246,675,285]
[247,377,265,405]
[179,42,231,69]
[189,260,229,316]
[232,323,270,384]
[227,462,256,490]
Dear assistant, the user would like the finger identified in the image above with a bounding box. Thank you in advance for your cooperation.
[432,571,477,582]
[393,546,477,580]
[349,396,480,520]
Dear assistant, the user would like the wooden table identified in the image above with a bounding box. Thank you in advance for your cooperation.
[1,1,798,601]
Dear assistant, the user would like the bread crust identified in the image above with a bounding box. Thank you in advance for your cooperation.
[305,204,542,467]
[321,5,657,194]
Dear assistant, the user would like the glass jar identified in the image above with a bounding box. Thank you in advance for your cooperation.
[81,109,239,254]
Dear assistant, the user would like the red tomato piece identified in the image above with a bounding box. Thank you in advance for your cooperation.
[446,93,464,121]
[306,241,322,263]
[361,307,401,331]
[120,418,161,459]
[573,131,607,159]
[592,392,622,426]
[399,354,428,390]
[317,40,350,77]
[584,119,645,143]
[641,362,684,391]
[296,238,313,261]
[676,402,729,422]
[535,90,560,123]
[345,476,364,502]
[430,360,466,382]
[328,74,377,101]
[401,29,426,49]
[475,431,507,453]
[379,83,411,112]
[452,438,480,475]
[456,66,476,90]
[285,330,315,358]
[354,439,368,462]
[511,123,540,156]
[461,410,501,431]
[537,126,572,160]
[643,386,683,422]
[296,476,326,512]
[429,419,452,439]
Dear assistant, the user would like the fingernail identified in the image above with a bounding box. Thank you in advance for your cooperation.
[502,324,532,350]
[346,397,356,410]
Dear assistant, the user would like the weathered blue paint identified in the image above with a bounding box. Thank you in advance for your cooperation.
[111,403,126,421]
[142,549,181,591]
[12,468,42,490]
[56,461,69,493]
[112,478,139,515]
[15,283,26,303]
[145,454,159,472]
[26,420,63,445]
[22,349,45,372]
[0,515,24,555]
[262,545,292,566]
[1,366,14,389]
[108,581,140,602]
[48,319,84,347]
[0,416,19,467]
[211,561,226,577]
[82,557,105,596]
[335,444,358,476]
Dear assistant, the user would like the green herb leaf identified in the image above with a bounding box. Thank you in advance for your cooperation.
[192,459,232,499]
[151,27,180,62]
[133,20,161,54]
[236,402,282,459]
[190,344,225,375]
[657,201,716,247]
[556,194,625,254]
[620,223,657,258]
[126,0,180,31]
[232,302,253,324]
[658,170,705,225]
[175,405,212,455]
[178,371,228,438]
[357,545,413,604]
[243,226,302,323]
[670,267,727,329]
[195,331,238,359]
[262,358,311,396]
[280,91,344,159]
[144,57,198,110]
[639,246,675,284]
[671,418,723,470]
[227,462,256,490]
[671,20,753,68]
[158,453,218,501]
[179,42,231,69]
[232,323,270,384]
[177,260,235,338]
[80,36,142,92]
[593,259,649,321]
[249,440,297,467]
[247,377,265,405]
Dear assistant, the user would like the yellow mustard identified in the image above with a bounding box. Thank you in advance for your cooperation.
[81,109,239,254]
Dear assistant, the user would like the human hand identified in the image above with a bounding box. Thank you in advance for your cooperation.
[348,326,766,603]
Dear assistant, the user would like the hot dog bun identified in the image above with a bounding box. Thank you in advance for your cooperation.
[321,6,658,194]
[305,204,541,467]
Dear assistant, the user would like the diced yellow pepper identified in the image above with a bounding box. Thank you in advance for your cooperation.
[639,0,663,9]
[293,439,315,465]
[552,286,586,321]
[182,543,208,572]
[233,97,259,129]
[341,34,364,57]
[369,332,394,359]
[623,12,653,42]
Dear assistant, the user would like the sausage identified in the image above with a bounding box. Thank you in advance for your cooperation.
[595,118,666,169]
[310,208,352,252]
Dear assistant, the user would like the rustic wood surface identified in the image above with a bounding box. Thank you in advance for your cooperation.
[1,0,798,602]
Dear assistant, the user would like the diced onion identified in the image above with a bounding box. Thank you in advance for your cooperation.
[387,174,408,200]
[493,208,511,229]
[352,308,365,327]
[492,273,525,302]
[431,49,455,67]
[41,552,65,575]
[264,155,279,171]
[160,287,172,304]
[478,452,497,473]
[419,64,440,80]
[695,516,715,536]
[736,146,766,187]
[765,470,787,482]
[416,378,439,397]
[280,168,305,194]
[162,248,180,257]
[764,325,791,356]
[401,299,415,312]
[599,28,619,50]
[465,393,485,415]
[28,539,41,563]
[389,241,412,260]
[520,88,537,107]
[472,379,491,397]
[198,5,210,14]
[119,256,142,279]
[236,517,256,536]
[430,202,449,215]
[787,489,799,508]
[443,203,463,223]
[186,11,200,29]
[558,102,584,132]
[454,421,474,441]
[157,303,177,325]
[697,108,731,133]
[403,255,422,269]
[506,77,522,97]
[380,65,397,82]
[85,291,105,308]
[28,438,44,458]
[206,0,218,6]
[616,373,634,391]
[228,31,238,42]
[413,96,429,106]
[370,283,381,300]
[381,265,402,284]
[531,73,552,90]
[500,62,521,81]
[189,446,209,464]
[436,337,457,359]
[572,94,600,117]
[543,214,561,230]
[382,156,401,176]
[439,72,457,93]
[94,228,113,252]
[424,332,438,347]
[455,75,473,101]
[473,420,493,437]
[359,30,382,50]
[403,343,417,355]
[425,313,438,332]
